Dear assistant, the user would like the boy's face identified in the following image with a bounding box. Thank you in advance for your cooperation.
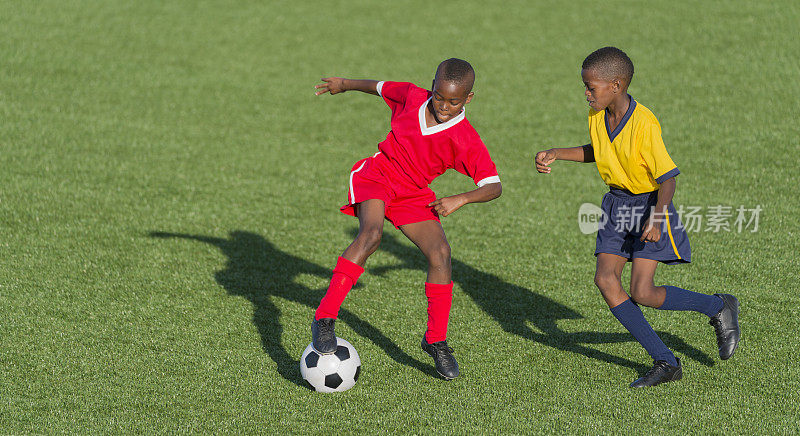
[581,68,622,111]
[429,79,473,123]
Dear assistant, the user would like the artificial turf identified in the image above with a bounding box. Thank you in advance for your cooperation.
[1,0,799,432]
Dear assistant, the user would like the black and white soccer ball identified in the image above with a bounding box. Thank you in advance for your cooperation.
[300,338,361,393]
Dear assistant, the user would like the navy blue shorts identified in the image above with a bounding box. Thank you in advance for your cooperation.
[595,188,691,264]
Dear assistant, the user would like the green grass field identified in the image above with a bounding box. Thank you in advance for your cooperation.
[2,0,800,433]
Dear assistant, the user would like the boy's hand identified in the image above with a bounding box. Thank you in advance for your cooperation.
[428,195,467,217]
[640,217,662,243]
[535,149,557,173]
[315,77,347,95]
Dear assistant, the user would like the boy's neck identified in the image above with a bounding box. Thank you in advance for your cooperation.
[606,93,631,120]
[425,103,438,126]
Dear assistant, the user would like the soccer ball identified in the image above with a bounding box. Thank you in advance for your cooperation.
[300,338,361,393]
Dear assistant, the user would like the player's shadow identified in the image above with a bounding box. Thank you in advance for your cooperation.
[149,230,434,388]
[371,231,714,373]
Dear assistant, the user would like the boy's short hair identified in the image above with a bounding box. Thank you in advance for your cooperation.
[582,47,634,85]
[436,58,475,90]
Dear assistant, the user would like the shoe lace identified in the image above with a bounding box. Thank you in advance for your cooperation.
[432,341,455,356]
[317,318,335,334]
[709,315,723,332]
[644,360,669,377]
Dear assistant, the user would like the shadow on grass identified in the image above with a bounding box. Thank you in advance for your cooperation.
[371,231,714,374]
[150,230,434,388]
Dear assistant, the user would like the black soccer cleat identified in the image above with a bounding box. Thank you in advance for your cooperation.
[709,293,740,360]
[630,358,683,388]
[311,318,337,354]
[421,336,459,380]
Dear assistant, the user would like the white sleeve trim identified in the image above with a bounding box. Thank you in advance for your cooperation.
[476,175,501,187]
[376,81,385,97]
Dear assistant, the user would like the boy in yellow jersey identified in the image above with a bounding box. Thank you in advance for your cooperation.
[535,47,740,387]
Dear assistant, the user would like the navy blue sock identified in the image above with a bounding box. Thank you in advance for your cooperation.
[658,285,724,317]
[610,299,677,366]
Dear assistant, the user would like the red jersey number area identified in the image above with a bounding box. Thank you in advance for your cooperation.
[340,81,499,228]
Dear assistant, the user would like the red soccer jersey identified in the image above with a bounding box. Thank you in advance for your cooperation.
[375,81,500,190]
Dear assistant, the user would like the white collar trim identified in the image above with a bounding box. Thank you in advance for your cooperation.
[418,98,465,136]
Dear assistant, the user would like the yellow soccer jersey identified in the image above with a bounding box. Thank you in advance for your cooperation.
[588,97,679,194]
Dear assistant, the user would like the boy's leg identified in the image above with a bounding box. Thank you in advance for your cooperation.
[399,219,452,340]
[594,253,629,308]
[630,258,722,315]
[341,199,388,266]
[630,258,740,359]
[398,219,451,284]
[596,254,680,386]
[399,220,458,380]
[312,199,385,353]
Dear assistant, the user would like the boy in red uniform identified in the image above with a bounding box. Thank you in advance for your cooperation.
[311,58,502,380]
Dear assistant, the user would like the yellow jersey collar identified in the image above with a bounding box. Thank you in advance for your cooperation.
[605,95,637,142]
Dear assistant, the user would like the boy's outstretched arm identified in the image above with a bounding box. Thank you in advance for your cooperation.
[428,182,502,217]
[535,144,594,173]
[315,77,380,96]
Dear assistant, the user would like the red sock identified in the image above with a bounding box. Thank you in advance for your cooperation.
[425,282,454,343]
[315,257,364,320]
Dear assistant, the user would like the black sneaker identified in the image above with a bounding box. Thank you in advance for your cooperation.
[311,318,337,354]
[421,336,459,380]
[709,293,740,360]
[630,358,683,388]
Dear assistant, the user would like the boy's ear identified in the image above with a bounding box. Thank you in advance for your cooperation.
[465,91,474,104]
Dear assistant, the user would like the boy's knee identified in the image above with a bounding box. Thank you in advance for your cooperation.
[357,226,382,253]
[630,282,656,304]
[594,270,617,291]
[428,242,451,269]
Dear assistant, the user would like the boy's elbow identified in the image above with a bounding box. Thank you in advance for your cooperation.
[491,182,502,199]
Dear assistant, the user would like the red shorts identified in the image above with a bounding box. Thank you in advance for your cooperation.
[340,152,439,228]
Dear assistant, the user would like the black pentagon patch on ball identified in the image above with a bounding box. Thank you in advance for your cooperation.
[305,351,319,368]
[354,365,361,382]
[334,345,350,361]
[325,373,343,389]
